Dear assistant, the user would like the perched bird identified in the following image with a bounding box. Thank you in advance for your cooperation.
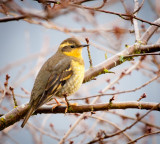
[21,38,88,128]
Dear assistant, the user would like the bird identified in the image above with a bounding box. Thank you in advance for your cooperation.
[21,37,88,128]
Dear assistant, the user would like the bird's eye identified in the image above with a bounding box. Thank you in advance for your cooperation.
[70,45,75,48]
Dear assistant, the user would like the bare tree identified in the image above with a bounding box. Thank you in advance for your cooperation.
[0,0,160,144]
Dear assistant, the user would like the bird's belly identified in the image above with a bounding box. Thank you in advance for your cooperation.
[56,61,84,97]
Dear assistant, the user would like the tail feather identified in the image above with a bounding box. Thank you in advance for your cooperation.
[21,106,35,128]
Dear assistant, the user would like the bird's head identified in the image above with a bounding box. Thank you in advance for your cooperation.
[58,38,88,58]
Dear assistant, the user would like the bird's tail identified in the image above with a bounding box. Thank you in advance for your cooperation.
[21,106,35,128]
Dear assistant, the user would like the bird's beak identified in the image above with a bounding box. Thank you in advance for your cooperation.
[78,44,89,48]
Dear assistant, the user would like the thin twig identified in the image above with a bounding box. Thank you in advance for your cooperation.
[133,0,145,14]
[88,103,160,144]
[128,130,160,144]
[58,114,86,144]
[0,15,26,22]
[28,122,60,141]
[90,115,133,142]
[72,4,160,27]
[9,87,18,107]
[70,73,160,101]
[0,88,6,106]
[2,131,19,144]
[85,38,93,68]
[108,111,160,130]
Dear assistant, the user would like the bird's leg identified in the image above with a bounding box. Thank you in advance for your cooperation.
[52,98,62,111]
[63,94,70,113]
[54,98,61,105]
[63,94,78,113]
[64,96,70,108]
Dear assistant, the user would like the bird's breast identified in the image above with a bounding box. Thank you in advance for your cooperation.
[56,60,84,97]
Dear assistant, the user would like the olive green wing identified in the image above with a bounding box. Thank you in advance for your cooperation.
[35,63,73,108]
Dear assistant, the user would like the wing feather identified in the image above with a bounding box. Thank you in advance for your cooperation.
[35,64,73,108]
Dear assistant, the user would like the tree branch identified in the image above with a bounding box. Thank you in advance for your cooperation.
[128,130,160,144]
[0,102,160,131]
[88,103,160,144]
[72,3,160,27]
[0,15,26,22]
[83,18,160,83]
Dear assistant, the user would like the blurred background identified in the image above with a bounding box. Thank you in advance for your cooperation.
[0,0,160,143]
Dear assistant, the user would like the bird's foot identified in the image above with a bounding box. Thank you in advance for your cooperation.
[52,98,62,111]
[63,95,78,113]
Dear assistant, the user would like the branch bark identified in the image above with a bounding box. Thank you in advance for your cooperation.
[83,18,160,83]
[0,15,26,22]
[0,102,160,131]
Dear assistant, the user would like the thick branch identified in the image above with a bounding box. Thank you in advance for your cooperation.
[83,43,160,83]
[0,102,160,131]
[83,18,160,83]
